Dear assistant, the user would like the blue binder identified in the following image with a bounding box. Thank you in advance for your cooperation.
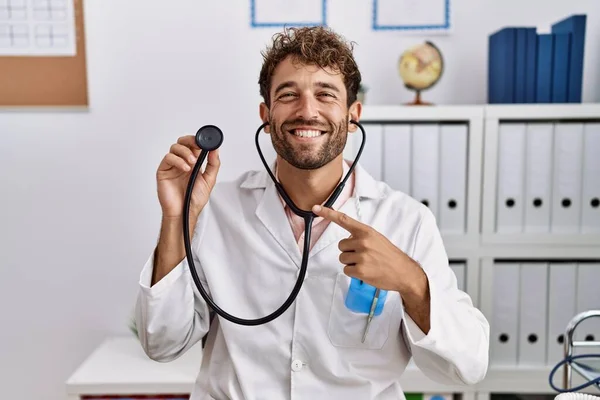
[535,34,555,103]
[551,32,572,103]
[488,27,517,103]
[551,15,587,103]
[514,27,537,103]
[514,28,527,103]
[488,31,499,103]
[524,28,538,103]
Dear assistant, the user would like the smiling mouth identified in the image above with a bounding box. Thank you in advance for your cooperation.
[289,129,325,138]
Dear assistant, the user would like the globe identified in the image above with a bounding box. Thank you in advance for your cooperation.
[397,41,444,105]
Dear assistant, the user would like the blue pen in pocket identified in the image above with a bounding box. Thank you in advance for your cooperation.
[344,277,387,315]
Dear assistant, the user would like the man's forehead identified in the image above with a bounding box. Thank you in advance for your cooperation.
[272,57,344,85]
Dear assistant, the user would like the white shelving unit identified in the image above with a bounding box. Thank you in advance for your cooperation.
[65,104,600,399]
[357,103,600,400]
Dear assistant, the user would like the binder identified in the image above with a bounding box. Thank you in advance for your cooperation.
[488,29,498,103]
[550,123,584,234]
[496,123,526,233]
[411,124,440,218]
[518,263,548,366]
[551,33,572,104]
[546,262,577,365]
[551,15,587,103]
[450,262,466,292]
[523,123,553,233]
[525,28,538,103]
[575,263,600,346]
[439,124,468,234]
[382,124,412,195]
[514,28,528,103]
[488,27,517,103]
[580,123,600,233]
[536,34,555,103]
[359,123,383,181]
[490,262,520,367]
[515,28,536,103]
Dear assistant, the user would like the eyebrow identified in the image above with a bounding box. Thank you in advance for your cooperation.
[274,81,341,95]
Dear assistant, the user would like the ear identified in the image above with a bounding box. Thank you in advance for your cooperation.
[347,100,363,133]
[259,102,271,134]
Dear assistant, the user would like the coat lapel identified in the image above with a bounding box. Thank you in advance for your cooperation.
[245,167,303,269]
[309,163,384,258]
[307,197,358,258]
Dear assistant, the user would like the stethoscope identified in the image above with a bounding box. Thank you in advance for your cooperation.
[183,120,366,326]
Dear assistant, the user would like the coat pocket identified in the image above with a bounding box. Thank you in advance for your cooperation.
[327,272,398,349]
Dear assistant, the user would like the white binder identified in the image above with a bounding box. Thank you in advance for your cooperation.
[518,263,548,366]
[551,123,584,234]
[450,262,466,292]
[575,263,600,346]
[581,123,600,233]
[496,123,526,233]
[358,123,383,181]
[439,124,468,234]
[490,262,520,367]
[546,262,577,365]
[382,124,412,194]
[523,123,553,233]
[411,124,440,218]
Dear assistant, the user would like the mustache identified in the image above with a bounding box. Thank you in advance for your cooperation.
[280,118,330,131]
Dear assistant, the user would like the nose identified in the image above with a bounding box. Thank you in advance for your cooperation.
[295,94,319,120]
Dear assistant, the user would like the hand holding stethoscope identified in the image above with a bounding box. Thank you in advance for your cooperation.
[156,128,223,225]
[153,127,223,287]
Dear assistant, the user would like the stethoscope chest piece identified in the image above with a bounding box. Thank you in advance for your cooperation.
[196,125,224,151]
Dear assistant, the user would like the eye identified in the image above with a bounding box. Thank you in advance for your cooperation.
[277,92,297,100]
[319,92,336,99]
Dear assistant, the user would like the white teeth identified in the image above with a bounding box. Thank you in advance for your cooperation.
[294,130,322,138]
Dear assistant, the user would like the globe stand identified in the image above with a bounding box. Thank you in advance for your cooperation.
[405,89,433,106]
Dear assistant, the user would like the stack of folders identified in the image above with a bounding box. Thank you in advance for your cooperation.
[490,261,600,368]
[487,14,586,104]
[495,122,600,234]
[351,123,469,235]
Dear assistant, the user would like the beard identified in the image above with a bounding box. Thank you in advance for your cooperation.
[268,114,348,170]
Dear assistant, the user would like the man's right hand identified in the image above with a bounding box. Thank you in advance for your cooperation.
[151,135,220,286]
[157,135,221,219]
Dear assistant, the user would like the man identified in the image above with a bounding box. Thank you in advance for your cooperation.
[135,26,489,400]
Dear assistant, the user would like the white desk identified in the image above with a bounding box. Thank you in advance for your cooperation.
[65,335,473,400]
[65,336,203,399]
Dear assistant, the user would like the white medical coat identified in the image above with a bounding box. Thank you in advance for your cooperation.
[135,162,490,400]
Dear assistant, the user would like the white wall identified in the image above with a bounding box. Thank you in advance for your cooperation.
[0,0,598,399]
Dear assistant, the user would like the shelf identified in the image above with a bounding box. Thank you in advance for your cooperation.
[361,104,600,122]
[481,234,600,248]
[480,366,599,394]
[478,244,600,260]
[407,365,598,394]
[361,105,484,122]
[484,104,600,121]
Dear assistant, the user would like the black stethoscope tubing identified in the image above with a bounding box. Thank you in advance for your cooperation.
[183,120,366,326]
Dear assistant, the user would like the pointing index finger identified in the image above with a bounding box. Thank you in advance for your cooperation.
[312,205,368,234]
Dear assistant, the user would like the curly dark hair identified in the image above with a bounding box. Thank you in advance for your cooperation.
[258,26,362,108]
